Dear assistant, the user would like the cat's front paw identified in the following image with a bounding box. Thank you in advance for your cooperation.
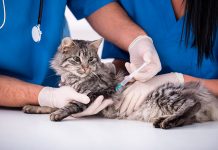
[23,105,35,114]
[50,112,65,121]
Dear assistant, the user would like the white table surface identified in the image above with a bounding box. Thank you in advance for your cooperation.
[0,107,218,150]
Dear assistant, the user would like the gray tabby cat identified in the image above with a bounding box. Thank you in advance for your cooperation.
[23,37,218,129]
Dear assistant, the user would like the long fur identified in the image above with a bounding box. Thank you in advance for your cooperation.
[23,38,218,129]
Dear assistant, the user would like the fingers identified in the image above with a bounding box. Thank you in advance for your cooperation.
[120,92,134,115]
[133,68,158,82]
[122,82,137,99]
[71,96,113,118]
[70,89,90,104]
[71,96,104,118]
[84,95,104,113]
[134,95,145,111]
[126,54,161,82]
[60,86,90,104]
[125,63,151,82]
[124,63,136,83]
[133,72,153,82]
[115,100,123,110]
[126,94,139,116]
[125,62,131,74]
[143,51,152,62]
[93,98,113,114]
[121,92,146,116]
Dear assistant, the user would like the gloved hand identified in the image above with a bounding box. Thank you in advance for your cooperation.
[120,73,184,116]
[126,35,162,82]
[38,86,90,108]
[71,96,113,118]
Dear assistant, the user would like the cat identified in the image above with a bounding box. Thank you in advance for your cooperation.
[23,37,218,129]
[23,37,122,121]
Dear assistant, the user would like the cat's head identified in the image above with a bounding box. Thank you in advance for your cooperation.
[51,37,103,78]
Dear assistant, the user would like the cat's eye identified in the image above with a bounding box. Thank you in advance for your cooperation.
[73,56,81,63]
[89,57,93,62]
[88,57,96,63]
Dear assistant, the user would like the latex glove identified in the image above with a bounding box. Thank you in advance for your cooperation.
[38,86,90,108]
[126,35,162,82]
[71,96,113,118]
[120,73,184,116]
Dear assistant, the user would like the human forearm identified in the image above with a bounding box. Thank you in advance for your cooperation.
[87,2,146,51]
[183,74,218,96]
[0,75,43,107]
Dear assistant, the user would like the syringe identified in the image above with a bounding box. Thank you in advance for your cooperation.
[115,61,149,92]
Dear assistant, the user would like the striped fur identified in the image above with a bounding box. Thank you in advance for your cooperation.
[23,38,218,129]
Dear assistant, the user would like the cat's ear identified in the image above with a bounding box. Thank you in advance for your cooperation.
[61,37,72,47]
[59,37,75,53]
[89,38,103,49]
[58,37,72,53]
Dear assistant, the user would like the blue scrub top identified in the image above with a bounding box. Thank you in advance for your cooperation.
[0,0,114,87]
[102,0,218,79]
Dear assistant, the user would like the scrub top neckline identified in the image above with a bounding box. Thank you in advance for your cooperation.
[159,0,185,40]
[165,0,185,28]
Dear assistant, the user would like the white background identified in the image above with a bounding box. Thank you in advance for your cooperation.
[0,8,218,150]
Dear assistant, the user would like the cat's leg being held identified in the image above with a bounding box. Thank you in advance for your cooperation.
[153,99,201,129]
[23,105,57,114]
[50,102,84,121]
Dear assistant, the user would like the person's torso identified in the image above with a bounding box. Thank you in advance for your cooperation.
[0,0,68,86]
[102,0,218,79]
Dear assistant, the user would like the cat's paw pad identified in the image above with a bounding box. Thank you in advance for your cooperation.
[50,113,64,121]
[23,105,34,114]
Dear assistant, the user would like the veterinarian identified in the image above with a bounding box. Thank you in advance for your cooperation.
[0,0,217,117]
[99,0,218,116]
[0,0,159,117]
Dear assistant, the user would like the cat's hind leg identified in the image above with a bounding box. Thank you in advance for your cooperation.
[50,103,84,121]
[153,99,201,129]
[23,105,57,114]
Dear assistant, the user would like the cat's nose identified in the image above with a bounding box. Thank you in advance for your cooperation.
[82,64,88,68]
[83,67,89,72]
[82,66,90,72]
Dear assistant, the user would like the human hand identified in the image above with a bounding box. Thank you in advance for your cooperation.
[38,86,90,108]
[126,35,162,82]
[71,95,113,118]
[120,73,184,116]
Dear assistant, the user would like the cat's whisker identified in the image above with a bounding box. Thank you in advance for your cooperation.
[22,37,218,129]
[46,73,58,78]
[91,72,100,80]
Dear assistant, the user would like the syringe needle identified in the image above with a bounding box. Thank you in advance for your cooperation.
[115,61,149,91]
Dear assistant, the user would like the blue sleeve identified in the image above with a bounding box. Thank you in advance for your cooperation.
[68,0,115,19]
[102,40,130,61]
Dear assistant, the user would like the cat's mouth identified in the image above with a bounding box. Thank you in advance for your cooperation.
[77,68,92,77]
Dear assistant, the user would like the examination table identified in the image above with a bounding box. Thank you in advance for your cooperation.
[0,108,218,150]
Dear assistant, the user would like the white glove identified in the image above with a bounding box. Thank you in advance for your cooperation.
[120,73,184,116]
[126,35,162,82]
[38,86,90,108]
[71,96,113,118]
